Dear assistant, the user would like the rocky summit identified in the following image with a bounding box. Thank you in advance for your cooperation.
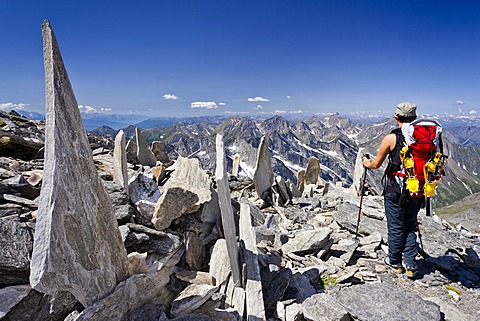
[1,21,480,321]
[1,107,480,321]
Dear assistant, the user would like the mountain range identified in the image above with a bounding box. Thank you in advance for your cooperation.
[3,107,480,320]
[89,113,480,211]
[10,108,480,209]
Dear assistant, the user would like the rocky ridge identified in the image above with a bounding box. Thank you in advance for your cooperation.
[1,107,479,320]
[119,113,480,209]
[1,21,480,321]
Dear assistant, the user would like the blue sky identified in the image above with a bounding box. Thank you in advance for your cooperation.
[1,0,479,118]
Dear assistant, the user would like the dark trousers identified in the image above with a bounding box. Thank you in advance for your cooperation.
[384,193,422,267]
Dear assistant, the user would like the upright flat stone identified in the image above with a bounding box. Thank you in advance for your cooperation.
[113,130,129,193]
[274,175,290,205]
[297,170,305,192]
[215,134,241,286]
[349,148,365,196]
[125,139,138,163]
[286,179,302,198]
[232,153,240,177]
[304,156,320,185]
[253,136,274,199]
[185,231,204,271]
[239,202,266,320]
[151,141,170,164]
[135,128,157,167]
[30,21,129,307]
[209,239,230,286]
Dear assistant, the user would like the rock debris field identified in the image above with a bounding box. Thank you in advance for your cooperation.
[0,20,479,321]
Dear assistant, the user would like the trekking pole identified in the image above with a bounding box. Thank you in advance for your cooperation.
[425,197,431,217]
[416,219,424,251]
[416,219,429,258]
[355,154,370,239]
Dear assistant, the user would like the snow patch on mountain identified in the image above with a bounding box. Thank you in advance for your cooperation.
[294,138,340,158]
[273,155,304,172]
[240,161,254,178]
[462,181,473,194]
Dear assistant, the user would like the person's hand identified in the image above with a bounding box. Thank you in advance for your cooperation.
[362,154,371,168]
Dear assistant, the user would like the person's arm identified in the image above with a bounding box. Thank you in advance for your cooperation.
[362,133,396,169]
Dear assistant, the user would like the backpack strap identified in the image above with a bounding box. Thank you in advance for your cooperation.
[381,128,404,195]
[438,131,444,154]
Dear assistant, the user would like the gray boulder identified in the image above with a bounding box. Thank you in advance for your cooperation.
[334,202,387,239]
[302,293,351,321]
[0,285,31,318]
[135,127,157,167]
[336,282,441,321]
[162,156,212,212]
[103,180,134,224]
[128,172,161,205]
[2,289,80,321]
[152,187,199,231]
[281,228,332,254]
[0,217,34,286]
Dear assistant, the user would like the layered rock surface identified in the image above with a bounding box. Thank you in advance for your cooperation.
[2,107,480,320]
[1,21,479,321]
[29,21,129,307]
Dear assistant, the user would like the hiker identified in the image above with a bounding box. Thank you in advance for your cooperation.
[362,102,421,278]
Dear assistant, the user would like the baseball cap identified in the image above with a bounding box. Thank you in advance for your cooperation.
[395,102,417,117]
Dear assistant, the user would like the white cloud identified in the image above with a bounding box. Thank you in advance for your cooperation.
[254,105,262,110]
[286,95,291,99]
[85,106,96,113]
[469,110,477,114]
[456,100,465,105]
[78,105,112,113]
[0,102,29,111]
[290,110,303,114]
[224,111,250,115]
[247,96,270,102]
[275,109,286,114]
[218,102,226,106]
[191,101,218,109]
[163,94,179,100]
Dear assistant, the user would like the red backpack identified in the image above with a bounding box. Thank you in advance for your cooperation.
[399,119,447,214]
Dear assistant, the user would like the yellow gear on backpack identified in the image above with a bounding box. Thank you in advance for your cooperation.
[423,152,445,197]
[399,142,446,197]
[399,143,420,193]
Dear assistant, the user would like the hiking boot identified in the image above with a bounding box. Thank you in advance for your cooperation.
[384,256,405,274]
[403,263,418,279]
